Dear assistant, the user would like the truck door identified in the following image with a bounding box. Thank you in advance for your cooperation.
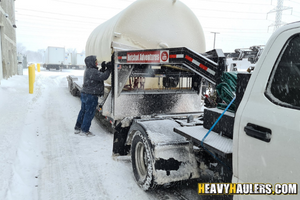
[233,27,300,199]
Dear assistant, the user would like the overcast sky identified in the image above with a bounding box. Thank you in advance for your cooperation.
[15,0,300,53]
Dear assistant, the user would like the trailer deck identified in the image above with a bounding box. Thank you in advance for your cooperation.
[174,125,232,157]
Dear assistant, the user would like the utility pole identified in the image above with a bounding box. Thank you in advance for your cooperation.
[267,0,292,32]
[211,32,220,49]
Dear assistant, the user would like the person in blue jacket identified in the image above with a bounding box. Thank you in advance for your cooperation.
[74,55,112,136]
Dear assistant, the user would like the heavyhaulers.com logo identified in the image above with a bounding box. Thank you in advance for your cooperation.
[198,183,298,195]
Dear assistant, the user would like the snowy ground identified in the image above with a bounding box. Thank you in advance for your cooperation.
[0,68,229,200]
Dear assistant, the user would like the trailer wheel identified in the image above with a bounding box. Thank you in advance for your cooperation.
[131,130,155,190]
[71,88,78,96]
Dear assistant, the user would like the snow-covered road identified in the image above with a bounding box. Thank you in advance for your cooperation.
[0,68,155,200]
[0,68,228,200]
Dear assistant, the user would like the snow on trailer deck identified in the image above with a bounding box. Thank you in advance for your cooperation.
[0,68,231,200]
[174,126,233,156]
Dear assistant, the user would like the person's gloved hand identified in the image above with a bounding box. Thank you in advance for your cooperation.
[100,61,106,72]
[106,62,113,72]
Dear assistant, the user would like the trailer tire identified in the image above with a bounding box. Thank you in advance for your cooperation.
[71,88,78,96]
[131,130,155,191]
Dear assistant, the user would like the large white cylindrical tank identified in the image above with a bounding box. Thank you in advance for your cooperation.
[86,0,206,63]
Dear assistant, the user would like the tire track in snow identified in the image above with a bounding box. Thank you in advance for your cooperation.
[32,70,218,200]
[37,73,110,200]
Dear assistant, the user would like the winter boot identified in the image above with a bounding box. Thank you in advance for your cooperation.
[74,127,81,134]
[80,131,95,137]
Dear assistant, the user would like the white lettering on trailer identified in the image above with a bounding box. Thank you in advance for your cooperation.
[128,54,140,61]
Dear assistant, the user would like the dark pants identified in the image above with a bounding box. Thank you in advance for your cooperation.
[75,93,98,132]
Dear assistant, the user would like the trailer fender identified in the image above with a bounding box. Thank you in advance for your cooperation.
[67,75,80,96]
[112,118,132,156]
[128,119,200,190]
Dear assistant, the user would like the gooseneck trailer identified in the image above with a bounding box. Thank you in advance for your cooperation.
[67,0,300,198]
[68,46,235,189]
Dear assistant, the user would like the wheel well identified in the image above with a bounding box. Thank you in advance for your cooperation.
[126,129,137,146]
[126,122,149,147]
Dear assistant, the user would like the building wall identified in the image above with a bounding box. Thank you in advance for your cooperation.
[0,0,17,82]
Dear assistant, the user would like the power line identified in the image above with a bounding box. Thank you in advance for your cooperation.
[17,31,88,39]
[50,0,130,10]
[198,0,272,6]
[191,8,267,15]
[204,27,270,31]
[17,20,96,29]
[196,14,272,21]
[18,6,268,17]
[16,13,103,25]
[205,30,269,34]
[17,19,270,33]
[282,13,300,18]
[290,0,300,4]
[17,8,108,21]
[17,24,89,32]
[16,8,269,24]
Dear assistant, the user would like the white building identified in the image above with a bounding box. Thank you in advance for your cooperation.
[0,0,17,84]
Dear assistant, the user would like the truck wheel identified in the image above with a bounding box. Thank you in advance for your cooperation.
[131,130,155,190]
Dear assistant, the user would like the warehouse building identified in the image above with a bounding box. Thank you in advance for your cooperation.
[0,0,17,84]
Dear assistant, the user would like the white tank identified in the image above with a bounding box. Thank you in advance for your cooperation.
[85,0,206,62]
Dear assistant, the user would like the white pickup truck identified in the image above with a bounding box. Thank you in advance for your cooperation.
[231,21,300,199]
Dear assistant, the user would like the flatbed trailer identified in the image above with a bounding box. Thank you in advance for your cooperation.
[67,46,239,188]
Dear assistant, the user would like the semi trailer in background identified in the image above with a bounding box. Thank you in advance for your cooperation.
[44,46,65,70]
[64,53,72,66]
[44,47,85,70]
[69,53,85,69]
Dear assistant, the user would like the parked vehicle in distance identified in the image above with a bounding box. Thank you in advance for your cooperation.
[44,46,65,70]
